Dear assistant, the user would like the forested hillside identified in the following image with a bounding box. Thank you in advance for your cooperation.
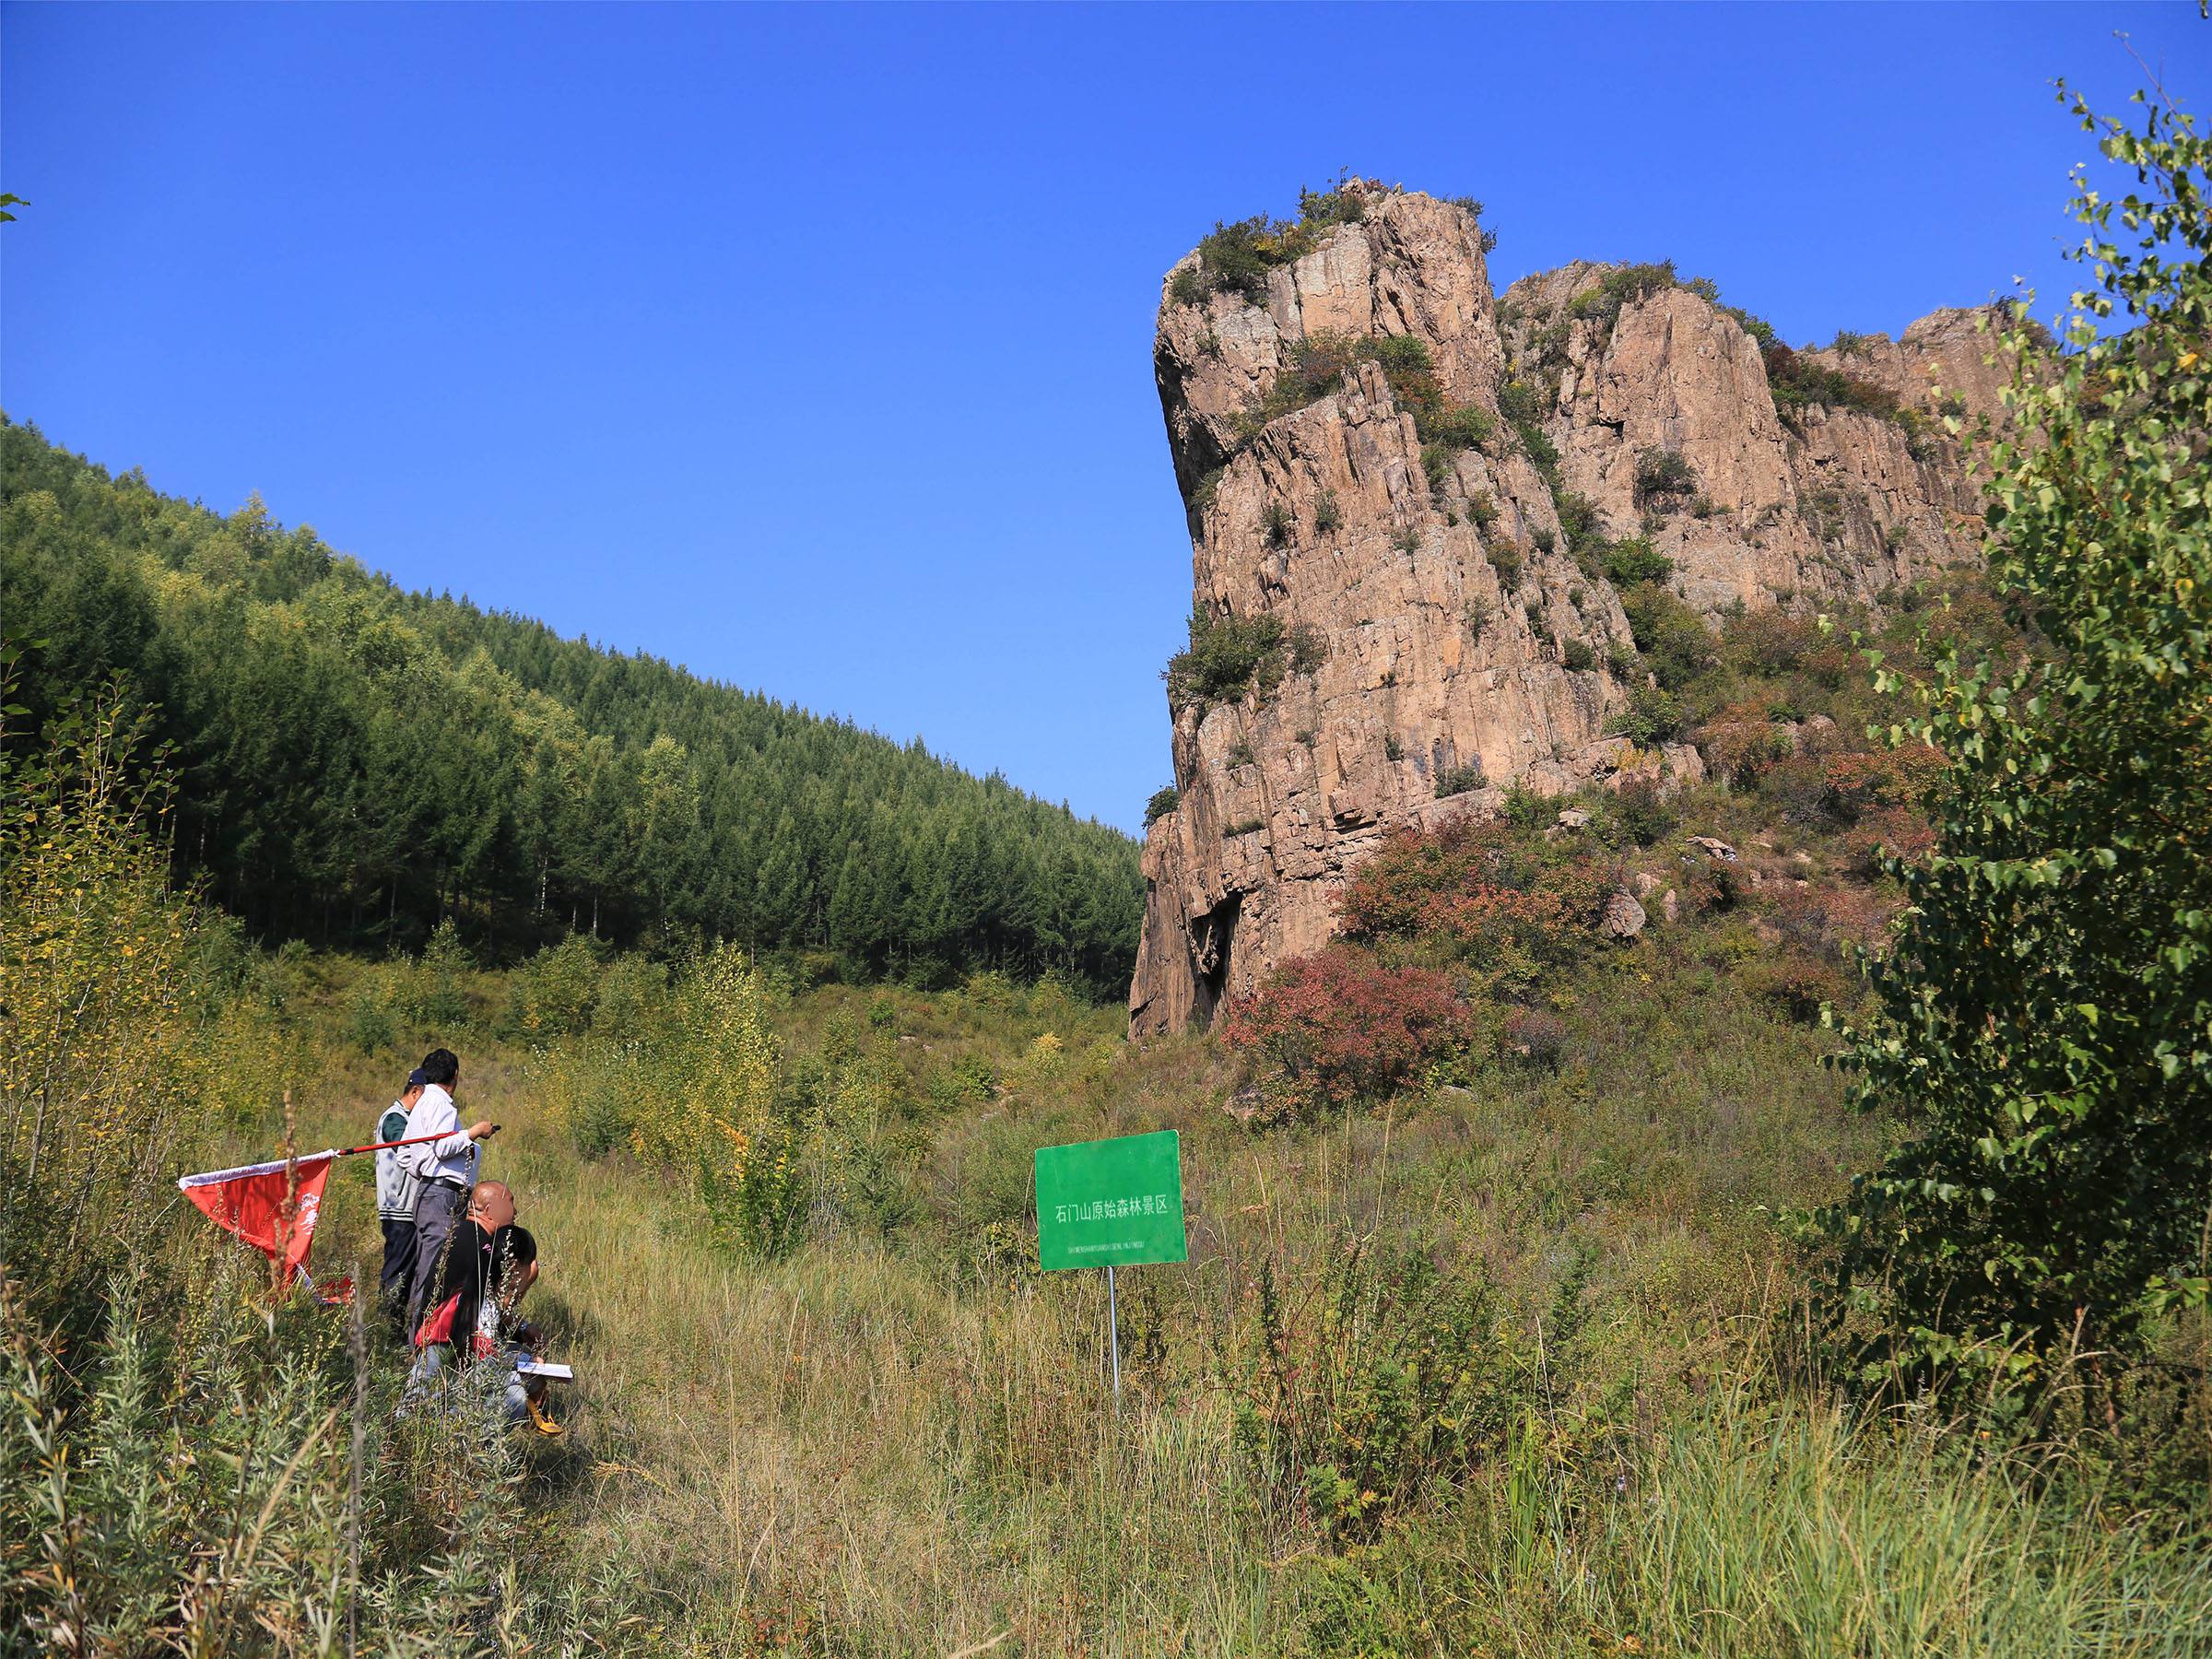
[0,418,1143,991]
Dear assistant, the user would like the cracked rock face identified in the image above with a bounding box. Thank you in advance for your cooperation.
[1130,184,2010,1036]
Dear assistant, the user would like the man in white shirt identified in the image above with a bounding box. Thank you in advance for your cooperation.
[397,1047,497,1332]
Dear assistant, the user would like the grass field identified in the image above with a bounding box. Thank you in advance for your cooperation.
[203,949,2207,1657]
[5,726,2207,1653]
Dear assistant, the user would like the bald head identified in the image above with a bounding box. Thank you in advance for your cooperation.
[469,1181,515,1231]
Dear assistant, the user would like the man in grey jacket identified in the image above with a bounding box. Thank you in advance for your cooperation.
[374,1067,428,1329]
[397,1048,497,1333]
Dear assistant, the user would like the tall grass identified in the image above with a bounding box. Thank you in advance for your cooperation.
[2,691,2205,1653]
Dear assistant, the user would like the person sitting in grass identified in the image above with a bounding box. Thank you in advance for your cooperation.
[403,1180,559,1433]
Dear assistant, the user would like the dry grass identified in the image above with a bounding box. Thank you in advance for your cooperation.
[234,965,2211,1656]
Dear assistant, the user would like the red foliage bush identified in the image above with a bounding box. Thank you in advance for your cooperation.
[1218,947,1477,1121]
[1761,880,1899,952]
[1337,818,1604,995]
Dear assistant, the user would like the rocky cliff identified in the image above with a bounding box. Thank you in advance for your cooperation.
[1130,181,2013,1035]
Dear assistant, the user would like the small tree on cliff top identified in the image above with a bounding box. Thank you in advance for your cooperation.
[1811,85,2212,1382]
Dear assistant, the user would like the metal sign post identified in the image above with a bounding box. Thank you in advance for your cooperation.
[1106,1265,1121,1401]
[1035,1129,1188,1407]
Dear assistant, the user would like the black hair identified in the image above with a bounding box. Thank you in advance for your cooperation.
[492,1223,537,1270]
[418,1048,460,1088]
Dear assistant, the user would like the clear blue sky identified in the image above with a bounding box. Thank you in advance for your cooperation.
[4,4,2203,833]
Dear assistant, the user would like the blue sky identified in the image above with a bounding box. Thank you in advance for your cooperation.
[4,4,2203,834]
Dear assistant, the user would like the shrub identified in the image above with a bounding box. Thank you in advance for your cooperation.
[1434,762,1485,798]
[1724,303,1779,348]
[1173,187,1420,308]
[1519,422,1559,478]
[1464,596,1492,641]
[1500,782,1551,832]
[1420,442,1455,497]
[1232,330,1494,460]
[1720,606,1822,679]
[0,685,235,1310]
[1612,778,1678,846]
[1488,541,1525,590]
[1338,818,1605,997]
[1553,490,1602,555]
[1697,701,1796,785]
[1561,639,1597,673]
[1621,584,1713,689]
[1165,606,1290,712]
[1314,488,1342,534]
[1382,733,1404,761]
[1500,1006,1569,1067]
[1144,784,1180,826]
[1800,747,1947,825]
[1634,446,1700,506]
[1226,1241,1508,1541]
[1288,621,1329,675]
[393,918,473,1032]
[590,951,665,1034]
[1609,684,1685,746]
[1219,948,1477,1119]
[342,984,398,1055]
[1298,176,1369,229]
[500,934,601,1042]
[1746,955,1854,1026]
[1225,740,1256,769]
[1600,537,1674,587]
[1497,379,1547,426]
[1427,402,1495,449]
[1567,260,1680,326]
[1263,500,1293,547]
[1224,817,1265,838]
[1763,343,1904,425]
[1393,526,1420,556]
[1179,215,1295,304]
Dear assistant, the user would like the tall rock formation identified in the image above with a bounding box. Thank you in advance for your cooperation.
[1130,182,2012,1036]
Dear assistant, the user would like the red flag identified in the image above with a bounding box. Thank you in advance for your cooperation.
[178,1153,335,1282]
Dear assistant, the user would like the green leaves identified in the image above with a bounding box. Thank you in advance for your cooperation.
[1807,84,2212,1384]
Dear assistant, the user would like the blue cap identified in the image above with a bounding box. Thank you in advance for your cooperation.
[407,1068,429,1088]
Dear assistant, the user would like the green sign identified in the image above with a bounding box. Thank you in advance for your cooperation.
[1035,1130,1187,1271]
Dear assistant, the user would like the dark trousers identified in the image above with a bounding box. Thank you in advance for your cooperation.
[407,1181,470,1333]
[379,1217,416,1323]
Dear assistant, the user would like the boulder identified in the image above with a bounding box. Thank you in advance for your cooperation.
[1600,890,1647,941]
